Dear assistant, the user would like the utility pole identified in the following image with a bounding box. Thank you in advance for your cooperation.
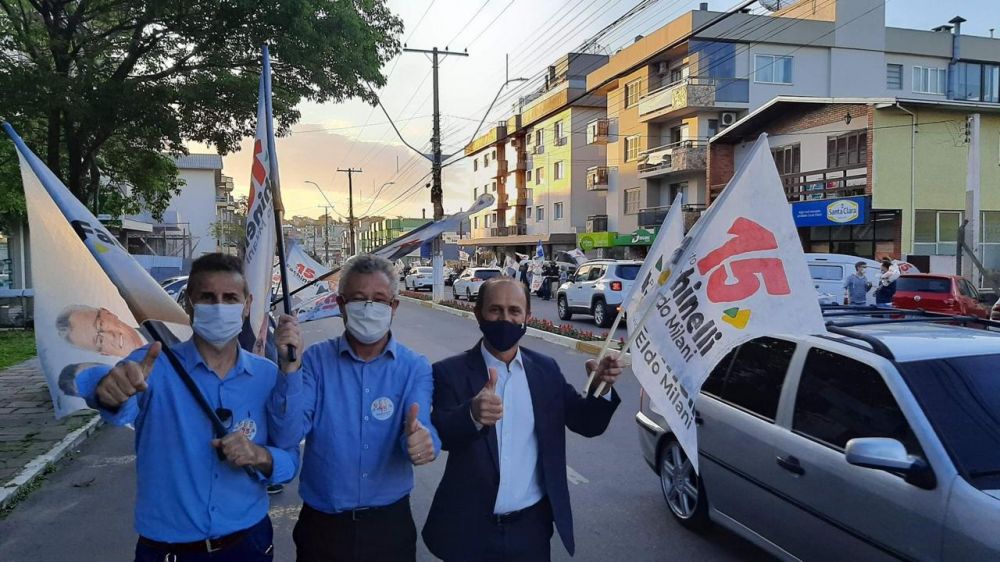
[403,46,468,301]
[337,168,362,256]
[318,207,335,265]
[962,113,981,282]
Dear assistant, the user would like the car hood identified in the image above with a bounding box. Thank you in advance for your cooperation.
[984,490,1000,501]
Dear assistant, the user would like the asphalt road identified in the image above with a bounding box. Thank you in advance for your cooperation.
[0,300,764,561]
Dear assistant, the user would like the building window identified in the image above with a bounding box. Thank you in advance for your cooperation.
[535,129,544,147]
[915,210,962,256]
[536,206,545,221]
[624,135,640,162]
[484,153,490,166]
[526,169,532,182]
[980,211,1000,279]
[473,159,479,172]
[754,54,793,84]
[527,207,533,219]
[624,79,640,108]
[554,120,565,143]
[535,167,544,184]
[625,188,640,215]
[826,131,867,168]
[492,150,496,158]
[474,217,478,228]
[772,144,800,175]
[956,62,1000,103]
[886,63,903,90]
[553,161,564,180]
[913,66,946,95]
[554,202,564,220]
[492,181,497,192]
[473,187,478,198]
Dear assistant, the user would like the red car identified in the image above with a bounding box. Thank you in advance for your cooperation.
[892,274,990,318]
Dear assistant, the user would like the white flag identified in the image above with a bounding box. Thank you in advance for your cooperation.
[565,248,587,266]
[623,194,684,321]
[631,134,825,471]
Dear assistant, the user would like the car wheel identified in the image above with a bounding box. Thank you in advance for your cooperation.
[659,436,709,531]
[557,296,572,320]
[593,298,613,328]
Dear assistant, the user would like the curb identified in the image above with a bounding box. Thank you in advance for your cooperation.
[0,414,102,511]
[400,295,631,361]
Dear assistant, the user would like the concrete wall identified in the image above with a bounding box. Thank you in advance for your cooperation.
[168,167,218,257]
[568,107,608,230]
[527,108,574,237]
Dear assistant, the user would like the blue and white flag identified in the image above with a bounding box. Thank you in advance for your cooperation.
[535,240,544,260]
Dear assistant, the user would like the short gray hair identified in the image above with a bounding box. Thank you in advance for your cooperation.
[338,254,399,296]
[56,304,97,342]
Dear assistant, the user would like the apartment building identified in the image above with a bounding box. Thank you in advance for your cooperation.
[463,52,608,258]
[358,217,430,253]
[584,0,999,256]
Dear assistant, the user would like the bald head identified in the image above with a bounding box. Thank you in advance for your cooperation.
[475,277,531,324]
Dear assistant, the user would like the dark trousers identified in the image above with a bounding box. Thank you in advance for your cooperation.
[446,498,553,562]
[134,516,273,562]
[294,497,416,562]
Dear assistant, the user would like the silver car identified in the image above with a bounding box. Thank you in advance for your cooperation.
[637,310,1000,560]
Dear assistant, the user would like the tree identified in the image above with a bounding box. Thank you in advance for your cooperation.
[0,0,402,229]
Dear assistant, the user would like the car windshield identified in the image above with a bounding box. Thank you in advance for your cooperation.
[897,354,1000,490]
[415,267,433,274]
[809,264,843,281]
[477,270,501,279]
[897,277,951,293]
[616,264,640,280]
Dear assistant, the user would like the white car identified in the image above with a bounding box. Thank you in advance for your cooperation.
[556,260,642,327]
[452,267,503,301]
[404,266,434,291]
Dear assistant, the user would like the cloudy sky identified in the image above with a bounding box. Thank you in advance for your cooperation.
[189,0,998,221]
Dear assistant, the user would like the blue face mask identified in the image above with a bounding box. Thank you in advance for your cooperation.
[192,303,245,348]
[479,319,527,352]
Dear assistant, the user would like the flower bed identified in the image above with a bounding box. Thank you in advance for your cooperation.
[399,289,432,301]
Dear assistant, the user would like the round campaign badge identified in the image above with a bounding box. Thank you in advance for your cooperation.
[236,418,258,440]
[371,397,394,421]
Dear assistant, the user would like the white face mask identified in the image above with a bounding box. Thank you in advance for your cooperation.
[344,301,393,344]
[192,303,245,349]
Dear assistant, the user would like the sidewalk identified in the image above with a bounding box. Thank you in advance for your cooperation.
[0,358,99,512]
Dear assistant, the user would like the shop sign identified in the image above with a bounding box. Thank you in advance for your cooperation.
[791,195,867,227]
[577,231,616,251]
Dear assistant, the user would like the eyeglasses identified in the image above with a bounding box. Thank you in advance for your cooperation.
[92,308,112,354]
[346,298,395,307]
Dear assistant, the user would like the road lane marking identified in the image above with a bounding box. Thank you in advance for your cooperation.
[566,465,589,485]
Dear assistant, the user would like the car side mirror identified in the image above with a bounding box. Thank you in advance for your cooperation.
[845,437,936,489]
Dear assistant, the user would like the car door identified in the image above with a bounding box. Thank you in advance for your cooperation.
[566,265,590,308]
[696,337,800,547]
[768,345,948,561]
[579,264,604,310]
[959,279,987,317]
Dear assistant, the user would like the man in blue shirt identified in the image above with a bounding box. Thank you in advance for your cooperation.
[271,253,439,562]
[844,260,873,305]
[76,253,299,562]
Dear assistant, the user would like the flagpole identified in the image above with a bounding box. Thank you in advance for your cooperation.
[262,45,295,361]
[583,308,626,393]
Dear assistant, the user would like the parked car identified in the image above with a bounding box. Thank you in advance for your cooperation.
[556,259,642,328]
[892,273,990,318]
[637,309,1000,560]
[161,276,188,300]
[992,298,1000,321]
[403,266,434,291]
[452,267,502,301]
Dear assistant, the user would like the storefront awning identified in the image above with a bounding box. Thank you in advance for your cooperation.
[459,233,577,247]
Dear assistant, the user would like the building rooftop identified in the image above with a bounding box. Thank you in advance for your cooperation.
[174,153,223,170]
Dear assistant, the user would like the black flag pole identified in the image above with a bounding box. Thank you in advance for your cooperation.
[262,44,295,362]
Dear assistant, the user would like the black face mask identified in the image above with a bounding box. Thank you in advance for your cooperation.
[479,319,527,352]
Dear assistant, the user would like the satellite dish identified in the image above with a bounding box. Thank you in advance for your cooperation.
[758,0,788,11]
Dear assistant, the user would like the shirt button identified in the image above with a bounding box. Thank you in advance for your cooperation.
[363,444,369,450]
[363,416,369,421]
[362,473,368,478]
[364,388,370,393]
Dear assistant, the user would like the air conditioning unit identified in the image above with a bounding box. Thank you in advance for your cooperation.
[720,111,738,127]
[657,61,669,75]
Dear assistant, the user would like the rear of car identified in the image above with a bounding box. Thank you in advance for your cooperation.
[893,274,988,317]
[406,267,434,290]
[453,268,501,300]
[556,260,641,328]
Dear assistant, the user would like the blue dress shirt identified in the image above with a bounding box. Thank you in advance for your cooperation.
[480,344,544,515]
[269,334,440,513]
[76,340,299,542]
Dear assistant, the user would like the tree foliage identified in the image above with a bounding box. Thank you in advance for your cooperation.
[0,0,402,229]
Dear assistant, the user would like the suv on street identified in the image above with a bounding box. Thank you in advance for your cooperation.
[636,307,1000,561]
[452,267,502,301]
[556,260,641,328]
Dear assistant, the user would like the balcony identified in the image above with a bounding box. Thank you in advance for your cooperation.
[587,118,610,144]
[709,164,868,202]
[490,225,527,237]
[554,136,568,147]
[586,214,608,233]
[638,77,748,122]
[637,141,707,180]
[464,121,508,156]
[638,204,706,229]
[587,166,609,191]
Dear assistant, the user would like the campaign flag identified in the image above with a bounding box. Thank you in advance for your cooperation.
[459,250,470,262]
[242,46,282,355]
[515,252,529,262]
[623,195,684,321]
[292,291,342,322]
[373,193,494,261]
[4,122,191,418]
[565,248,587,266]
[283,238,334,305]
[535,240,544,260]
[630,135,825,471]
[503,255,518,277]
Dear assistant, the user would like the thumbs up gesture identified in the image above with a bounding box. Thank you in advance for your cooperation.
[96,342,162,409]
[406,403,435,466]
[471,367,503,427]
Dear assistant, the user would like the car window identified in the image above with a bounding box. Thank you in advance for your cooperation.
[707,337,796,420]
[793,348,921,454]
[616,264,641,280]
[896,277,950,293]
[808,264,844,281]
[575,266,591,282]
[588,267,604,281]
[702,347,738,397]
[478,270,501,280]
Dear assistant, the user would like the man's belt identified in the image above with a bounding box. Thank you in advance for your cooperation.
[492,497,548,526]
[138,526,251,554]
[311,495,408,522]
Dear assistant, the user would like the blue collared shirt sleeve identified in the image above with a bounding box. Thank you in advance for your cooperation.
[267,347,318,450]
[262,443,299,484]
[75,346,153,426]
[399,356,441,457]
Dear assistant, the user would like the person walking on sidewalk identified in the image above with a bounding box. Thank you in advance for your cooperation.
[75,253,299,562]
[423,277,624,561]
[270,254,439,562]
[844,261,872,305]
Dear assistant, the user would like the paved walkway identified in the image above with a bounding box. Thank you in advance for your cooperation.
[0,359,96,504]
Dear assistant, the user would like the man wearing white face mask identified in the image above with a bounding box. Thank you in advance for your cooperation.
[75,253,299,561]
[270,253,440,562]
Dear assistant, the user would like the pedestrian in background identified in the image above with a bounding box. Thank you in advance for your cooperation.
[423,277,623,561]
[844,261,872,305]
[76,253,299,562]
[270,254,439,562]
[875,259,898,308]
